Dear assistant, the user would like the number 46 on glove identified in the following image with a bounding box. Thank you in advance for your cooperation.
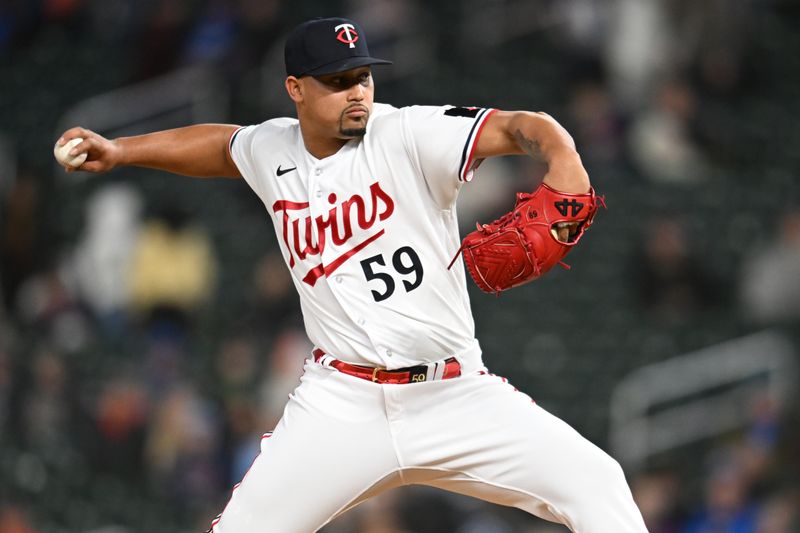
[448,183,604,294]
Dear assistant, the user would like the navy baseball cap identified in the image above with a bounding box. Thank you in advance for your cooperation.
[284,17,392,77]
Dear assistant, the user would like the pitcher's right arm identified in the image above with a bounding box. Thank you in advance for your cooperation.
[55,124,242,178]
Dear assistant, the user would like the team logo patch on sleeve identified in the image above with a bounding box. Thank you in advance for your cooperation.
[444,106,482,118]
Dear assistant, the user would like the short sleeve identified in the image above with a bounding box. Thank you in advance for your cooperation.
[227,124,264,198]
[403,105,496,209]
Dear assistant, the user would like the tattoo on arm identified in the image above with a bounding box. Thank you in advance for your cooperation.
[513,129,544,161]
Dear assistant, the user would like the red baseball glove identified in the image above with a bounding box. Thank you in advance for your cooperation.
[449,183,603,294]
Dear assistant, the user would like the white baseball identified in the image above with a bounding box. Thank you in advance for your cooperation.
[54,137,88,168]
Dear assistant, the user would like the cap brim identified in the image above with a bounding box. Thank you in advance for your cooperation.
[304,56,392,77]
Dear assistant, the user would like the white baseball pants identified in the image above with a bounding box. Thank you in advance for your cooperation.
[211,360,647,532]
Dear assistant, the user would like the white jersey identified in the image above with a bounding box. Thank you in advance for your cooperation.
[216,104,647,533]
[229,103,496,369]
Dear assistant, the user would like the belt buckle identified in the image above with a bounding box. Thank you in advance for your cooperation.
[371,366,385,382]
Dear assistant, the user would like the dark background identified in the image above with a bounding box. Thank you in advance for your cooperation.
[1,1,799,532]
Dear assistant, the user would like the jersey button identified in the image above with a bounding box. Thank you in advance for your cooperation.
[357,317,365,326]
[335,276,343,284]
[314,168,322,176]
[315,190,323,198]
[386,349,393,357]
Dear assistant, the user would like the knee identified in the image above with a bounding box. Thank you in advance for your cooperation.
[574,453,646,531]
[602,452,625,478]
[580,448,630,494]
[600,452,628,485]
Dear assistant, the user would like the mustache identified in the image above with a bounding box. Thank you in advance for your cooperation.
[343,104,369,115]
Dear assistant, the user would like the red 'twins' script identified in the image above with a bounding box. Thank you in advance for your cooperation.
[272,181,395,286]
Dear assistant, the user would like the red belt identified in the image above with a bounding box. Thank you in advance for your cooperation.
[312,349,461,384]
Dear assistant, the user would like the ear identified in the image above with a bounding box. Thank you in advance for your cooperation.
[285,76,303,103]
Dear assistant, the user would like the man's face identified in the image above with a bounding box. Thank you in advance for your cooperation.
[296,66,375,139]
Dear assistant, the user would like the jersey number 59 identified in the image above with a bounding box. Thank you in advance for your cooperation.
[360,246,424,302]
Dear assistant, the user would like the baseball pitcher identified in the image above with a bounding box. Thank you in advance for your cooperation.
[55,17,646,533]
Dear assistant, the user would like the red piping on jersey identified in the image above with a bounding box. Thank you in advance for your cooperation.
[460,109,498,182]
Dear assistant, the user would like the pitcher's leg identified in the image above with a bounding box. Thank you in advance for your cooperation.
[397,373,647,533]
[211,364,402,533]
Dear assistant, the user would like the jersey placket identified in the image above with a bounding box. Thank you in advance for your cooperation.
[306,158,331,283]
[306,150,396,368]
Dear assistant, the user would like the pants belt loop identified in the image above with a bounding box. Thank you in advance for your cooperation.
[425,361,437,382]
[433,360,446,380]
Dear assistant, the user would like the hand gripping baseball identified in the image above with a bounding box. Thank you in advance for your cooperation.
[54,127,122,173]
[449,183,604,294]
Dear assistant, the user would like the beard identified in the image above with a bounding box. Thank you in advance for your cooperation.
[340,127,367,137]
[338,107,369,138]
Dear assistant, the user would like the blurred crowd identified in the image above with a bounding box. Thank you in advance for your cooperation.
[2,0,800,532]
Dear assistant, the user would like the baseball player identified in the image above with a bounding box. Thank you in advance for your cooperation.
[55,17,647,533]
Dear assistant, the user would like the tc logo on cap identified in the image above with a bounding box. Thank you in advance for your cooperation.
[284,17,391,76]
[335,23,359,48]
